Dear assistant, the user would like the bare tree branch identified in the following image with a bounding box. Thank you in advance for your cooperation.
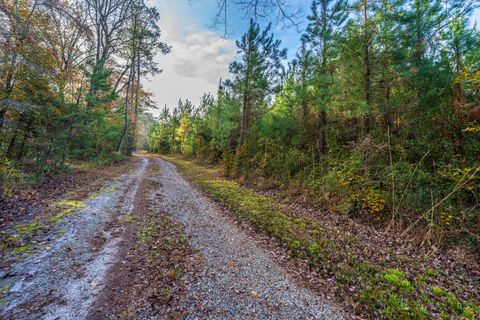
[209,0,304,37]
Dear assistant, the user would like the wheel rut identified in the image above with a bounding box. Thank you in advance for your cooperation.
[154,157,342,320]
[1,155,343,319]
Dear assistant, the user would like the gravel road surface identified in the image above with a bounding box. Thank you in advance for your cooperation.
[155,157,342,320]
[0,155,343,319]
[0,157,148,320]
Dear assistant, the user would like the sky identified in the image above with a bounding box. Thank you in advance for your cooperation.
[143,1,480,117]
[142,0,315,116]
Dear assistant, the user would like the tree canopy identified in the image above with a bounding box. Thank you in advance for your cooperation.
[0,0,169,183]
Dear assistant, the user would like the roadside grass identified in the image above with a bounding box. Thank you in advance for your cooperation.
[1,197,92,258]
[1,156,136,258]
[1,166,128,260]
[164,155,479,320]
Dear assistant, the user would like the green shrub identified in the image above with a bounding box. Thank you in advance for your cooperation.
[0,158,25,198]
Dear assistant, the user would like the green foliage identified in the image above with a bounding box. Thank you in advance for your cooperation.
[0,0,167,186]
[0,158,25,197]
[2,197,89,259]
[144,1,480,248]
[382,269,414,290]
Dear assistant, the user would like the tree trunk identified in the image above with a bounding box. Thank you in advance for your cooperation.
[0,54,17,131]
[301,63,308,121]
[6,132,17,158]
[319,110,328,156]
[135,48,141,118]
[381,45,392,132]
[6,112,28,158]
[316,0,329,158]
[117,13,139,154]
[0,109,6,130]
[452,82,465,159]
[239,49,252,147]
[132,47,141,150]
[117,68,134,153]
[239,91,249,146]
[452,40,464,159]
[16,117,34,161]
[363,0,372,135]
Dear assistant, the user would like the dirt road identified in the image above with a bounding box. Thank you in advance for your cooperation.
[0,155,343,319]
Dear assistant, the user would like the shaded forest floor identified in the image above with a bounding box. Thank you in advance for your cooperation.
[164,155,479,319]
[0,159,138,237]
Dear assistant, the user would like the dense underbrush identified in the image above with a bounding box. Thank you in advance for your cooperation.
[0,152,127,199]
[218,142,479,252]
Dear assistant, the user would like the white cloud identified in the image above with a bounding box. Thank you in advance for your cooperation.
[142,2,236,116]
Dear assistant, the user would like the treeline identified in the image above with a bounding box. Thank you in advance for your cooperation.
[0,0,168,193]
[149,0,480,248]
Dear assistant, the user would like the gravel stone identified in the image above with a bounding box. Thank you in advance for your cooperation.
[155,157,343,320]
[0,158,149,320]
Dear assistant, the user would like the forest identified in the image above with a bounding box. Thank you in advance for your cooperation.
[148,1,480,249]
[0,0,169,192]
[1,0,480,319]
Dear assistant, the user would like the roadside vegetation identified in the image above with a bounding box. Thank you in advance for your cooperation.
[0,159,138,264]
[0,0,168,199]
[166,155,479,319]
[148,3,480,317]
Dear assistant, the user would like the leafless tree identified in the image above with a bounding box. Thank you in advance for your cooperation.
[41,1,92,102]
[0,0,42,128]
[211,0,304,35]
[84,0,134,98]
[85,0,134,65]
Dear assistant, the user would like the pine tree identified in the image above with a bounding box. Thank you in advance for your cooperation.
[302,0,347,156]
[229,19,287,146]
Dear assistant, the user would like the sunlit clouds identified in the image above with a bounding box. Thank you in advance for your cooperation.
[142,2,236,114]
